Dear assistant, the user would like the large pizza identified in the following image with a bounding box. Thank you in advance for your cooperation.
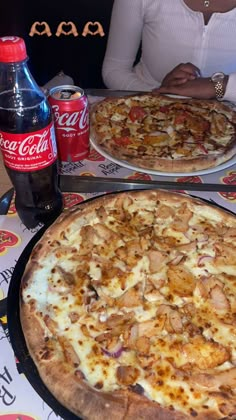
[20,190,236,419]
[90,94,236,172]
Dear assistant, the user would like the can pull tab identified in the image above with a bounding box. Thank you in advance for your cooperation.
[60,90,73,99]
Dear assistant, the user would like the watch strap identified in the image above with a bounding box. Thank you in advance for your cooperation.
[211,73,225,100]
[213,80,225,100]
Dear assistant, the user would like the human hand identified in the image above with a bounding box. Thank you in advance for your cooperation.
[158,63,201,88]
[154,77,217,99]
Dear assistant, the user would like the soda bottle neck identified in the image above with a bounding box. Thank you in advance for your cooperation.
[0,58,44,101]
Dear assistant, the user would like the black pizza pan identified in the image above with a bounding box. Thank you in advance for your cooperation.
[7,224,81,420]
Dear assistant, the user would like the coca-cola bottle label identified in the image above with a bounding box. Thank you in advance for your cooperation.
[0,122,58,171]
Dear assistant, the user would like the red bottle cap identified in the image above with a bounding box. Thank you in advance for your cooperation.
[0,36,27,62]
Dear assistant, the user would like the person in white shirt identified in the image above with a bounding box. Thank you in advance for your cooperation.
[102,0,236,102]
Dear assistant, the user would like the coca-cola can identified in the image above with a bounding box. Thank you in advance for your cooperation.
[48,85,90,162]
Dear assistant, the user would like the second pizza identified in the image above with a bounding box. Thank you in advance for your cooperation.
[90,94,236,172]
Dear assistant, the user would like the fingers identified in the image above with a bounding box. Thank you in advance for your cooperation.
[161,75,193,88]
[177,62,201,77]
[157,86,182,95]
[161,63,201,89]
[169,71,194,81]
[167,77,188,86]
[154,77,214,100]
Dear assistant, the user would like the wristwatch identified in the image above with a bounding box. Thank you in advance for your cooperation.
[211,72,226,100]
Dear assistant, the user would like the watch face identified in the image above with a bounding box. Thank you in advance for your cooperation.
[211,72,225,82]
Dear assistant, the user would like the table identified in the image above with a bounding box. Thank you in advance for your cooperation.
[1,93,236,419]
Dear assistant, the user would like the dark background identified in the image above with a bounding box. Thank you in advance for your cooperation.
[0,0,114,88]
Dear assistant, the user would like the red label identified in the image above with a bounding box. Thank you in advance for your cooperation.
[0,229,20,255]
[127,172,152,181]
[176,176,202,183]
[88,148,105,161]
[51,104,89,161]
[0,122,58,171]
[63,192,84,209]
[219,171,236,202]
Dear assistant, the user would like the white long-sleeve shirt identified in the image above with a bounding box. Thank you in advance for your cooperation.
[102,0,236,102]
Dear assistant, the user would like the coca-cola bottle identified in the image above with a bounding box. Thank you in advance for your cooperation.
[0,36,63,229]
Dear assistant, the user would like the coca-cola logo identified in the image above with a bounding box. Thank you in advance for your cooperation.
[52,105,89,132]
[0,130,50,157]
[0,123,57,172]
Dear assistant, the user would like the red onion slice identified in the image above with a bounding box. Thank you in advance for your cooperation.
[102,342,123,358]
[198,255,213,267]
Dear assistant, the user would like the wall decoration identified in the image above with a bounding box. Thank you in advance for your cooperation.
[55,21,79,37]
[29,21,52,37]
[29,20,105,38]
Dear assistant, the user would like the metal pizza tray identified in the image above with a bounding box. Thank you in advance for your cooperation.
[7,225,80,420]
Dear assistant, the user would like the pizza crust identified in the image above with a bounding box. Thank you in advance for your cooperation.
[20,190,236,419]
[99,141,236,172]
